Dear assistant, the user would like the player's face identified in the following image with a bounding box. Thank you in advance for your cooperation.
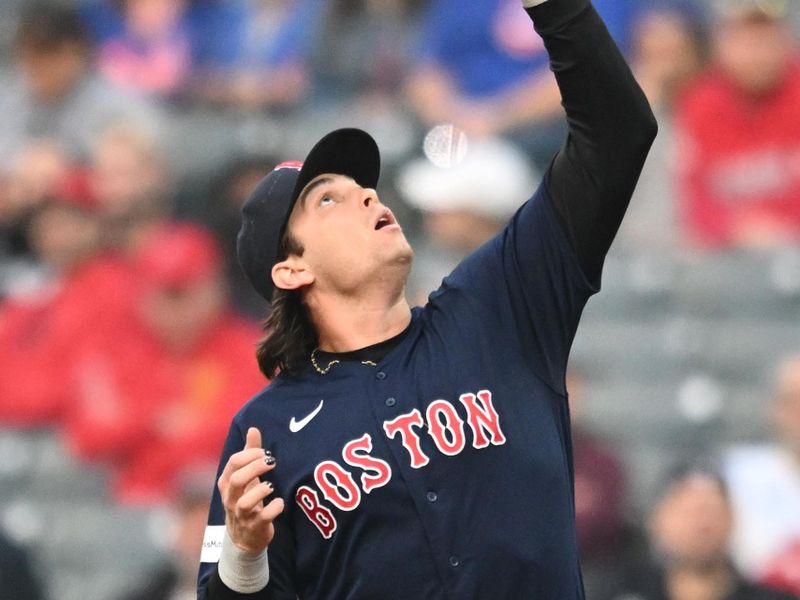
[285,174,412,294]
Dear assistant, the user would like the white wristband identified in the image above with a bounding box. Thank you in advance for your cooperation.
[522,0,550,7]
[218,529,270,594]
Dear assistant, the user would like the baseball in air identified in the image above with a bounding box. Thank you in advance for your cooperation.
[423,123,469,168]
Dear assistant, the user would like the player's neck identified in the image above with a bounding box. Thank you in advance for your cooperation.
[309,289,412,354]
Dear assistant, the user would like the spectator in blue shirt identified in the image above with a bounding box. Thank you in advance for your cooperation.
[189,0,323,111]
[406,0,638,170]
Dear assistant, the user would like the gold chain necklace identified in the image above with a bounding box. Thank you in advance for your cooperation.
[310,348,377,375]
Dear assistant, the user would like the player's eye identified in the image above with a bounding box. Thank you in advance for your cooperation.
[319,195,335,207]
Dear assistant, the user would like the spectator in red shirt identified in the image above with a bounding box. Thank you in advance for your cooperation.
[676,0,800,250]
[0,169,135,426]
[64,222,266,505]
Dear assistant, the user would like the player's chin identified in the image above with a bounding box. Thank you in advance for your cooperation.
[378,243,413,273]
[389,238,414,264]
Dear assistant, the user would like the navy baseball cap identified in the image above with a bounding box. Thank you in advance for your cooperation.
[237,128,381,302]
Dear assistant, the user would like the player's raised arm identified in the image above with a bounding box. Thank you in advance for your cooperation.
[525,0,658,282]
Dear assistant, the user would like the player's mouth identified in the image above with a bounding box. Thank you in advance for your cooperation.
[374,209,400,231]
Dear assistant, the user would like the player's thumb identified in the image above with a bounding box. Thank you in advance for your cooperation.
[245,426,262,450]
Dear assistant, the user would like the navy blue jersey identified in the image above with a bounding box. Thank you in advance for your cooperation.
[199,183,596,599]
[198,0,657,597]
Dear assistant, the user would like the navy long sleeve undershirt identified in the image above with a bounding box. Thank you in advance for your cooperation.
[529,0,657,283]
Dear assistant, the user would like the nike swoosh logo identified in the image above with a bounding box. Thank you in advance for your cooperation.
[289,399,324,433]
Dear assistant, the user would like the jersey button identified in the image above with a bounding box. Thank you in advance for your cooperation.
[426,491,438,503]
[376,371,387,380]
[385,397,396,407]
[449,555,460,568]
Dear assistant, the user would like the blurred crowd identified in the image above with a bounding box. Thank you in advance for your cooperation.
[1,0,800,599]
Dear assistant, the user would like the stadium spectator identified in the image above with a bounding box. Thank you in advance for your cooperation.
[175,154,278,319]
[406,0,638,171]
[0,169,135,427]
[315,0,423,92]
[632,2,708,113]
[397,137,536,304]
[311,0,423,107]
[564,368,634,600]
[83,0,194,99]
[89,123,173,256]
[0,142,72,290]
[190,0,321,111]
[116,469,214,600]
[725,354,800,579]
[602,462,796,600]
[303,0,426,165]
[63,223,265,505]
[1,143,71,233]
[614,1,709,254]
[763,541,800,597]
[0,527,44,600]
[675,0,800,249]
[0,3,158,164]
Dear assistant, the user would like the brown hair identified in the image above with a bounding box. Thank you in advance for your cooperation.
[256,232,317,379]
[16,3,90,54]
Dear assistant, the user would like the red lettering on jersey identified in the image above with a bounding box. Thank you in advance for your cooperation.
[342,433,392,494]
[314,461,362,512]
[295,486,337,539]
[459,390,507,449]
[426,400,466,456]
[383,409,430,469]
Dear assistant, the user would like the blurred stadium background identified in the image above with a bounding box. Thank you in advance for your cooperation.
[1,0,800,599]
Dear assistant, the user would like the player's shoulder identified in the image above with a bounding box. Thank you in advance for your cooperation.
[232,368,319,422]
[236,374,296,411]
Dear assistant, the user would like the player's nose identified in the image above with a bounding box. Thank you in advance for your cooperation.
[361,188,379,208]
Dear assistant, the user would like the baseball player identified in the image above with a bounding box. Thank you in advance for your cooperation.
[198,0,657,598]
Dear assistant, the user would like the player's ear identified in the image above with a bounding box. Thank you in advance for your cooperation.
[271,256,314,291]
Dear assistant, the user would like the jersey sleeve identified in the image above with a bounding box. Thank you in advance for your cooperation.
[431,182,596,396]
[197,418,298,600]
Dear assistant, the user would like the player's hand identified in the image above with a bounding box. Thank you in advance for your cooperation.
[218,427,285,555]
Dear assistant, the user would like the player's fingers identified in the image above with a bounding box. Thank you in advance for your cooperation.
[228,455,276,496]
[244,427,262,451]
[218,448,267,487]
[243,477,260,495]
[218,428,264,487]
[259,497,285,524]
[236,480,274,513]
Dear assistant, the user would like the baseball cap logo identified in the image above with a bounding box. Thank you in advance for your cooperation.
[275,161,303,171]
